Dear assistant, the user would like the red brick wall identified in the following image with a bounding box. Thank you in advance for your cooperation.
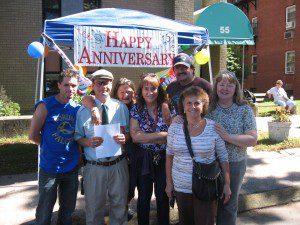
[242,0,299,99]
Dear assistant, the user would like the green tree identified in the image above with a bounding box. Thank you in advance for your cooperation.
[226,45,249,82]
[0,86,20,116]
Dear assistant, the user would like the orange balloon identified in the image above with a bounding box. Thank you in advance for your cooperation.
[74,64,87,75]
[81,66,87,75]
[74,64,80,71]
[44,46,49,58]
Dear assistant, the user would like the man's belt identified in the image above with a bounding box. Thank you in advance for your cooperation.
[86,155,125,167]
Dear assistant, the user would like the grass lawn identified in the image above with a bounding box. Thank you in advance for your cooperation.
[0,135,38,176]
[1,131,300,175]
[257,100,300,117]
[253,132,300,151]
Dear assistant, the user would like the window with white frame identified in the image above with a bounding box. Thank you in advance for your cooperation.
[252,17,257,35]
[285,51,295,74]
[251,55,257,73]
[286,5,296,30]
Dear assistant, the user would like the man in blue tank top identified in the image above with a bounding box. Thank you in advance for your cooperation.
[29,68,80,225]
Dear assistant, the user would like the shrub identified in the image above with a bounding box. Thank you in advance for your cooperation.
[0,86,20,116]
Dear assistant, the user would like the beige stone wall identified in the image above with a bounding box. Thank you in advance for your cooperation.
[203,0,227,6]
[174,0,194,24]
[0,116,32,138]
[102,0,174,18]
[0,1,42,114]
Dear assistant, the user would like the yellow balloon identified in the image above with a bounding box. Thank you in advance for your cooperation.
[87,86,93,95]
[195,49,210,65]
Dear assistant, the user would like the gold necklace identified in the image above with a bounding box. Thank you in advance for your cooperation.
[189,120,203,129]
[191,123,200,128]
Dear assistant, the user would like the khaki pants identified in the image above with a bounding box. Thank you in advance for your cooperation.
[83,158,129,225]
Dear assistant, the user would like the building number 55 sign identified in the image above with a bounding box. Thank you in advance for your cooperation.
[220,26,230,34]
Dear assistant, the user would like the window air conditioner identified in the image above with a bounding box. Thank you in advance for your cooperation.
[286,66,295,73]
[284,31,294,39]
[286,21,295,30]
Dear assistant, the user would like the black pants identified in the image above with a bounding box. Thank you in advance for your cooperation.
[176,191,216,225]
[136,155,169,225]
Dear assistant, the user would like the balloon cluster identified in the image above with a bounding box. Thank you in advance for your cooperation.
[74,64,92,96]
[180,45,191,51]
[178,44,209,65]
[27,42,44,58]
[160,67,177,91]
[194,48,210,65]
[192,44,210,65]
[28,41,92,96]
[27,42,49,58]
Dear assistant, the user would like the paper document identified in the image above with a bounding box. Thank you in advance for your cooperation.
[94,123,122,159]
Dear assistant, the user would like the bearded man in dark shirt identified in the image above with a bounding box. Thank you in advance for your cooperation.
[166,53,212,111]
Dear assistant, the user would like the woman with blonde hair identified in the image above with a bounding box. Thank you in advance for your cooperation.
[208,70,257,225]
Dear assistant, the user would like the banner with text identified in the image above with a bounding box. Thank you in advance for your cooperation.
[74,26,178,67]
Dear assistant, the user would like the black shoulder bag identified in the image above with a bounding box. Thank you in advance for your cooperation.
[183,118,224,201]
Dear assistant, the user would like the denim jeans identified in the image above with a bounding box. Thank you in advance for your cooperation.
[216,159,246,225]
[35,167,79,225]
[136,155,169,225]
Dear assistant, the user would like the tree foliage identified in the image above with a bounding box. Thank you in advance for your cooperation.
[0,86,20,116]
[226,45,249,82]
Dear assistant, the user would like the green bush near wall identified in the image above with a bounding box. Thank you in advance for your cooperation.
[0,86,21,116]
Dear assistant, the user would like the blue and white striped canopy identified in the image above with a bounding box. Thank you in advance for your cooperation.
[44,8,209,47]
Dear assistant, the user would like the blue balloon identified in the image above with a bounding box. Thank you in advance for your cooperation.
[27,42,44,58]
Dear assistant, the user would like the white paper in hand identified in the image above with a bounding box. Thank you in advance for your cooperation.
[94,123,122,159]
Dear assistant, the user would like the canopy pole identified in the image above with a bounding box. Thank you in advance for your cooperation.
[242,45,245,91]
[37,38,46,180]
[207,45,213,85]
[39,45,45,101]
[34,57,40,103]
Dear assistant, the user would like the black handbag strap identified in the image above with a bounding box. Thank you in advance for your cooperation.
[183,117,195,160]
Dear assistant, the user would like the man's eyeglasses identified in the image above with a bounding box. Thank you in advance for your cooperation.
[94,80,111,86]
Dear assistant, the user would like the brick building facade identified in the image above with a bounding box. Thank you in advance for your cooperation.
[231,0,299,99]
[1,0,225,113]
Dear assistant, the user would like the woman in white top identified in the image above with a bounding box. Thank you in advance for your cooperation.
[165,86,231,225]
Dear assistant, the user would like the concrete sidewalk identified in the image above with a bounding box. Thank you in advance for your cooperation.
[0,148,299,225]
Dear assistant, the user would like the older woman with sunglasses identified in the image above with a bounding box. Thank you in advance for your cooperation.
[208,70,257,225]
[130,73,175,225]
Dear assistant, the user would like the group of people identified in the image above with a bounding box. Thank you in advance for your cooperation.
[29,52,258,225]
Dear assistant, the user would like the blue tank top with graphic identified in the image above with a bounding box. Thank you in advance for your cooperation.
[35,96,80,173]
